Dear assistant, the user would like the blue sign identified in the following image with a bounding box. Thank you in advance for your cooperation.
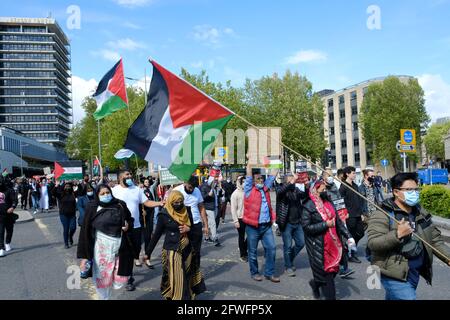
[381,159,389,167]
[218,148,226,157]
[403,130,413,143]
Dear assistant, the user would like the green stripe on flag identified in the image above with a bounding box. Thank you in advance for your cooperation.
[59,173,84,180]
[93,95,127,120]
[169,115,233,181]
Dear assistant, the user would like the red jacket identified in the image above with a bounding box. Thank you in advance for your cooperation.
[243,186,275,228]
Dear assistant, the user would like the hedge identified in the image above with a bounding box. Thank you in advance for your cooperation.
[420,185,450,219]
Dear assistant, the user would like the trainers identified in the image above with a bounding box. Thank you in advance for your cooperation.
[145,259,154,269]
[349,256,362,264]
[339,268,355,279]
[239,256,248,263]
[5,244,11,252]
[309,279,320,299]
[135,259,142,267]
[264,275,281,283]
[0,249,5,257]
[125,283,136,291]
[64,244,70,249]
[252,274,263,282]
[285,268,296,277]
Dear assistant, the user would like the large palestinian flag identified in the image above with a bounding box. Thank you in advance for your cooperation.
[124,60,234,181]
[54,161,83,180]
[93,58,128,120]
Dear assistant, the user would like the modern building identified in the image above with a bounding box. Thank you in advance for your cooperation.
[436,117,450,125]
[0,17,72,152]
[319,75,414,173]
[0,126,68,177]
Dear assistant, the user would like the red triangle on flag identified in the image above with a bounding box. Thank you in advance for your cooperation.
[54,162,65,180]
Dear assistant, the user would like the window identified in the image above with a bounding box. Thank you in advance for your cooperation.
[340,110,345,118]
[350,91,357,101]
[352,106,358,115]
[329,113,334,121]
[330,127,335,135]
[328,99,334,108]
[330,143,336,150]
[339,95,344,104]
[341,125,346,134]
[354,138,359,146]
[341,140,347,148]
[353,122,358,131]
[342,154,348,163]
[355,153,360,162]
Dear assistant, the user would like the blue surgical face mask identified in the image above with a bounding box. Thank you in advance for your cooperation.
[255,183,264,189]
[99,194,112,203]
[126,178,133,187]
[87,191,94,197]
[404,190,420,206]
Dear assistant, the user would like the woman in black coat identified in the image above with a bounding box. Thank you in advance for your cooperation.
[301,180,355,300]
[144,190,206,300]
[52,182,77,249]
[77,184,138,300]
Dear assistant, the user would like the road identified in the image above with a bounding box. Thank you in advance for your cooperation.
[0,207,449,300]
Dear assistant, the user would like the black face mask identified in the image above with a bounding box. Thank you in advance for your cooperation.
[368,177,375,184]
[172,203,185,212]
[184,186,194,194]
[319,191,329,201]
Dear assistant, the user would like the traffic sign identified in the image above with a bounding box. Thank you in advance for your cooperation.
[381,159,389,167]
[214,147,228,163]
[400,144,416,152]
[400,129,416,153]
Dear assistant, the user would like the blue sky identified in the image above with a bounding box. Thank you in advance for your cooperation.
[2,0,450,123]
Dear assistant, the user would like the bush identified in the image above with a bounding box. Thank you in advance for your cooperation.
[420,185,450,219]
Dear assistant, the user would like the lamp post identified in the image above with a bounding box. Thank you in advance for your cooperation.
[20,142,29,177]
[80,147,93,177]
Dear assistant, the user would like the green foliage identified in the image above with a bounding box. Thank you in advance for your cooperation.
[420,185,450,218]
[423,122,450,161]
[359,76,429,171]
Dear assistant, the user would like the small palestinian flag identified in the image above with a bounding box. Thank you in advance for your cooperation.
[93,58,128,120]
[2,168,8,177]
[54,161,83,180]
[263,156,283,169]
[124,60,234,181]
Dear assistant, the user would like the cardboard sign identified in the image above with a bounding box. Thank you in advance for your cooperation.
[159,168,183,186]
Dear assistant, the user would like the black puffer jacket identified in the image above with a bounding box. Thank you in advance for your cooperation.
[275,183,307,231]
[301,199,352,283]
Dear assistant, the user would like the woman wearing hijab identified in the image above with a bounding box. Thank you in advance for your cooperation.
[52,181,77,248]
[144,190,206,300]
[77,184,138,300]
[39,178,49,213]
[301,180,355,300]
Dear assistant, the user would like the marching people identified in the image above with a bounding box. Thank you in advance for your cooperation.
[19,178,30,210]
[301,180,355,300]
[173,176,209,270]
[322,170,354,278]
[77,184,137,300]
[200,175,223,247]
[220,177,235,223]
[230,175,247,262]
[112,170,164,291]
[53,181,77,249]
[39,177,50,213]
[243,158,280,283]
[374,171,385,203]
[367,172,450,300]
[275,173,306,277]
[0,176,18,257]
[76,174,92,227]
[144,190,206,300]
[339,166,365,263]
[359,169,378,261]
[141,177,157,268]
[30,177,41,215]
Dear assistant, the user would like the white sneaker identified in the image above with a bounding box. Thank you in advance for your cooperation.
[5,244,11,252]
[0,249,5,257]
[33,210,37,215]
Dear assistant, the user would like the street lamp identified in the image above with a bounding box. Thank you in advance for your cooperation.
[20,142,30,177]
[80,147,94,177]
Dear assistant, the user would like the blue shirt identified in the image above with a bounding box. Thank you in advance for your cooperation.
[244,175,275,224]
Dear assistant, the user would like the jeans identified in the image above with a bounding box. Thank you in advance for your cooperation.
[31,194,40,211]
[59,215,76,246]
[381,276,417,300]
[246,223,276,277]
[77,196,88,226]
[374,187,384,203]
[237,219,248,258]
[281,223,305,269]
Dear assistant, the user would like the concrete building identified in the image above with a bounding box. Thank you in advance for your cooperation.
[319,75,414,175]
[0,126,67,177]
[0,17,72,151]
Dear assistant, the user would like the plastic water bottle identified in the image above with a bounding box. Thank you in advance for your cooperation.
[80,260,91,279]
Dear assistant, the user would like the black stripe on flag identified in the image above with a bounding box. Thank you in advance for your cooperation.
[93,59,121,97]
[124,63,169,158]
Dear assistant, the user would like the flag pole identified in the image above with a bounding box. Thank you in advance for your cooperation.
[97,120,102,166]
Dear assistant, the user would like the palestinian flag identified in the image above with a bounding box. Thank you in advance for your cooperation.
[54,161,83,180]
[124,60,234,181]
[93,58,128,120]
[263,156,283,169]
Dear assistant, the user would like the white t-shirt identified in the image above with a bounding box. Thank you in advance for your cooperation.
[112,185,147,228]
[174,185,204,224]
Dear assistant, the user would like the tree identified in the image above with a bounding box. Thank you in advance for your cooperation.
[359,76,429,171]
[424,121,450,162]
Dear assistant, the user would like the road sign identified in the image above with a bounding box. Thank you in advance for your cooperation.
[215,147,228,163]
[295,160,308,173]
[400,129,416,153]
[381,159,389,167]
[396,140,401,152]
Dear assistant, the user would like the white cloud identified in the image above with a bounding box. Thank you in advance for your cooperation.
[107,38,146,51]
[113,0,153,7]
[71,76,98,124]
[123,22,141,29]
[417,74,450,122]
[191,61,204,68]
[191,25,235,47]
[91,49,121,62]
[130,75,152,93]
[285,50,328,64]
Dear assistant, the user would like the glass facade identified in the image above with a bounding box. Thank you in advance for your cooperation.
[0,19,71,150]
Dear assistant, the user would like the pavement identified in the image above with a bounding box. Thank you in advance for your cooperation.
[1,205,450,300]
[15,209,34,224]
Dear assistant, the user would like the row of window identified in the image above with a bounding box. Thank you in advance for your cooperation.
[0,52,54,60]
[1,88,56,96]
[26,132,61,140]
[0,79,56,86]
[0,61,56,68]
[330,138,360,150]
[0,34,53,42]
[1,70,56,77]
[0,26,47,33]
[329,122,359,135]
[0,115,58,122]
[0,44,53,51]
[0,97,57,104]
[10,124,61,131]
[328,106,359,121]
[0,106,58,113]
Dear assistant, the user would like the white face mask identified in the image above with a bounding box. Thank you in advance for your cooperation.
[295,183,305,192]
[326,177,334,184]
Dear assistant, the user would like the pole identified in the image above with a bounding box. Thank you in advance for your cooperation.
[403,152,407,172]
[20,141,23,177]
[97,120,102,165]
[90,147,93,178]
